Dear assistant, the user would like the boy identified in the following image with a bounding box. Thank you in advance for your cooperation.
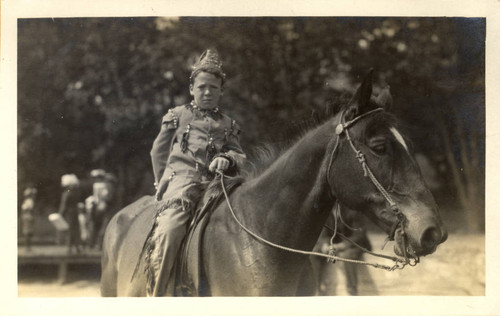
[148,49,246,296]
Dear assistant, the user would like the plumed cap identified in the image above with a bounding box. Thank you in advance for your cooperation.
[190,49,226,84]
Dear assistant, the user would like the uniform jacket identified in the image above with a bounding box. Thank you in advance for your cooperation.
[150,103,246,204]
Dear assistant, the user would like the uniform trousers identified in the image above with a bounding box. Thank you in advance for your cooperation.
[149,206,191,296]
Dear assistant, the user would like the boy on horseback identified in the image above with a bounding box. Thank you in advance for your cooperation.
[148,49,246,296]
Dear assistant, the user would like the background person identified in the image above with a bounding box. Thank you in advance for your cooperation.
[312,207,376,296]
[58,174,83,254]
[88,169,114,249]
[20,187,37,251]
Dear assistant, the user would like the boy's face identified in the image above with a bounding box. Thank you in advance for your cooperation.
[190,71,223,110]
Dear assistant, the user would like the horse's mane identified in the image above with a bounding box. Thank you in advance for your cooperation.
[240,94,351,180]
[239,93,406,181]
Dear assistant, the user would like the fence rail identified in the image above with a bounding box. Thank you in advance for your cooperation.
[18,245,101,283]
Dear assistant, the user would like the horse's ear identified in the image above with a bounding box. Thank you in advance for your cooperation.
[373,85,393,110]
[346,68,374,120]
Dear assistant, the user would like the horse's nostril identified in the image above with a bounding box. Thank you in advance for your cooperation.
[420,227,441,250]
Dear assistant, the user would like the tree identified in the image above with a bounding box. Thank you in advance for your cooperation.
[18,17,484,231]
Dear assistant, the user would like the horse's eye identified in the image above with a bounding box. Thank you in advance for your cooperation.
[372,143,387,154]
[369,137,388,154]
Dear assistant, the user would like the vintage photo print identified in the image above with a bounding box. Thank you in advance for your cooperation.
[2,0,499,315]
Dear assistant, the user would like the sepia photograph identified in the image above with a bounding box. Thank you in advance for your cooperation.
[2,0,499,315]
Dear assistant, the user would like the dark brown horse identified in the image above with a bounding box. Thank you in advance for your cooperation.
[101,72,447,296]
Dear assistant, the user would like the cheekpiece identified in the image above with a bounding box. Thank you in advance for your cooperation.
[190,49,226,81]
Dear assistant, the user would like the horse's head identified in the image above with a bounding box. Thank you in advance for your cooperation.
[326,70,447,259]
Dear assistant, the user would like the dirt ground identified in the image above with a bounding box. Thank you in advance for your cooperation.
[18,263,101,297]
[327,232,485,296]
[17,232,484,297]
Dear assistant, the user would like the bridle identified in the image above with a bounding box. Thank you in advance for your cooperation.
[325,107,418,267]
[218,108,418,271]
[326,108,396,211]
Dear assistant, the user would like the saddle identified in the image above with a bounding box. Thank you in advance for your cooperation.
[173,175,243,296]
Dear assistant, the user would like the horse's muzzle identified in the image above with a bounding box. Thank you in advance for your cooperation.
[394,223,447,258]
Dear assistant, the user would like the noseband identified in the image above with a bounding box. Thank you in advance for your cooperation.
[325,108,418,266]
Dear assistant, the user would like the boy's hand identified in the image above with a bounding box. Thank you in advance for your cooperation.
[209,157,230,173]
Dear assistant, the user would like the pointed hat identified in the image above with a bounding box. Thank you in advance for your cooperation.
[190,49,226,83]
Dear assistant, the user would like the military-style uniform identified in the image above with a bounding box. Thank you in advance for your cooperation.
[148,102,246,295]
[151,102,246,200]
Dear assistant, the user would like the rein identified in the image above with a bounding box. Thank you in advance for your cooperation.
[217,108,417,272]
[217,173,405,271]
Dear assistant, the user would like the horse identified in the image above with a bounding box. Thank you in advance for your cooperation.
[100,71,447,296]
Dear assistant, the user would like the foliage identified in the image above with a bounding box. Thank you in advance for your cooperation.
[17,17,484,231]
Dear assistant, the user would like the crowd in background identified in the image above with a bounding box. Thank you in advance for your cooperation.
[20,169,117,253]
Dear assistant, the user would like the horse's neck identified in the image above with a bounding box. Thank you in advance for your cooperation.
[241,116,339,248]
